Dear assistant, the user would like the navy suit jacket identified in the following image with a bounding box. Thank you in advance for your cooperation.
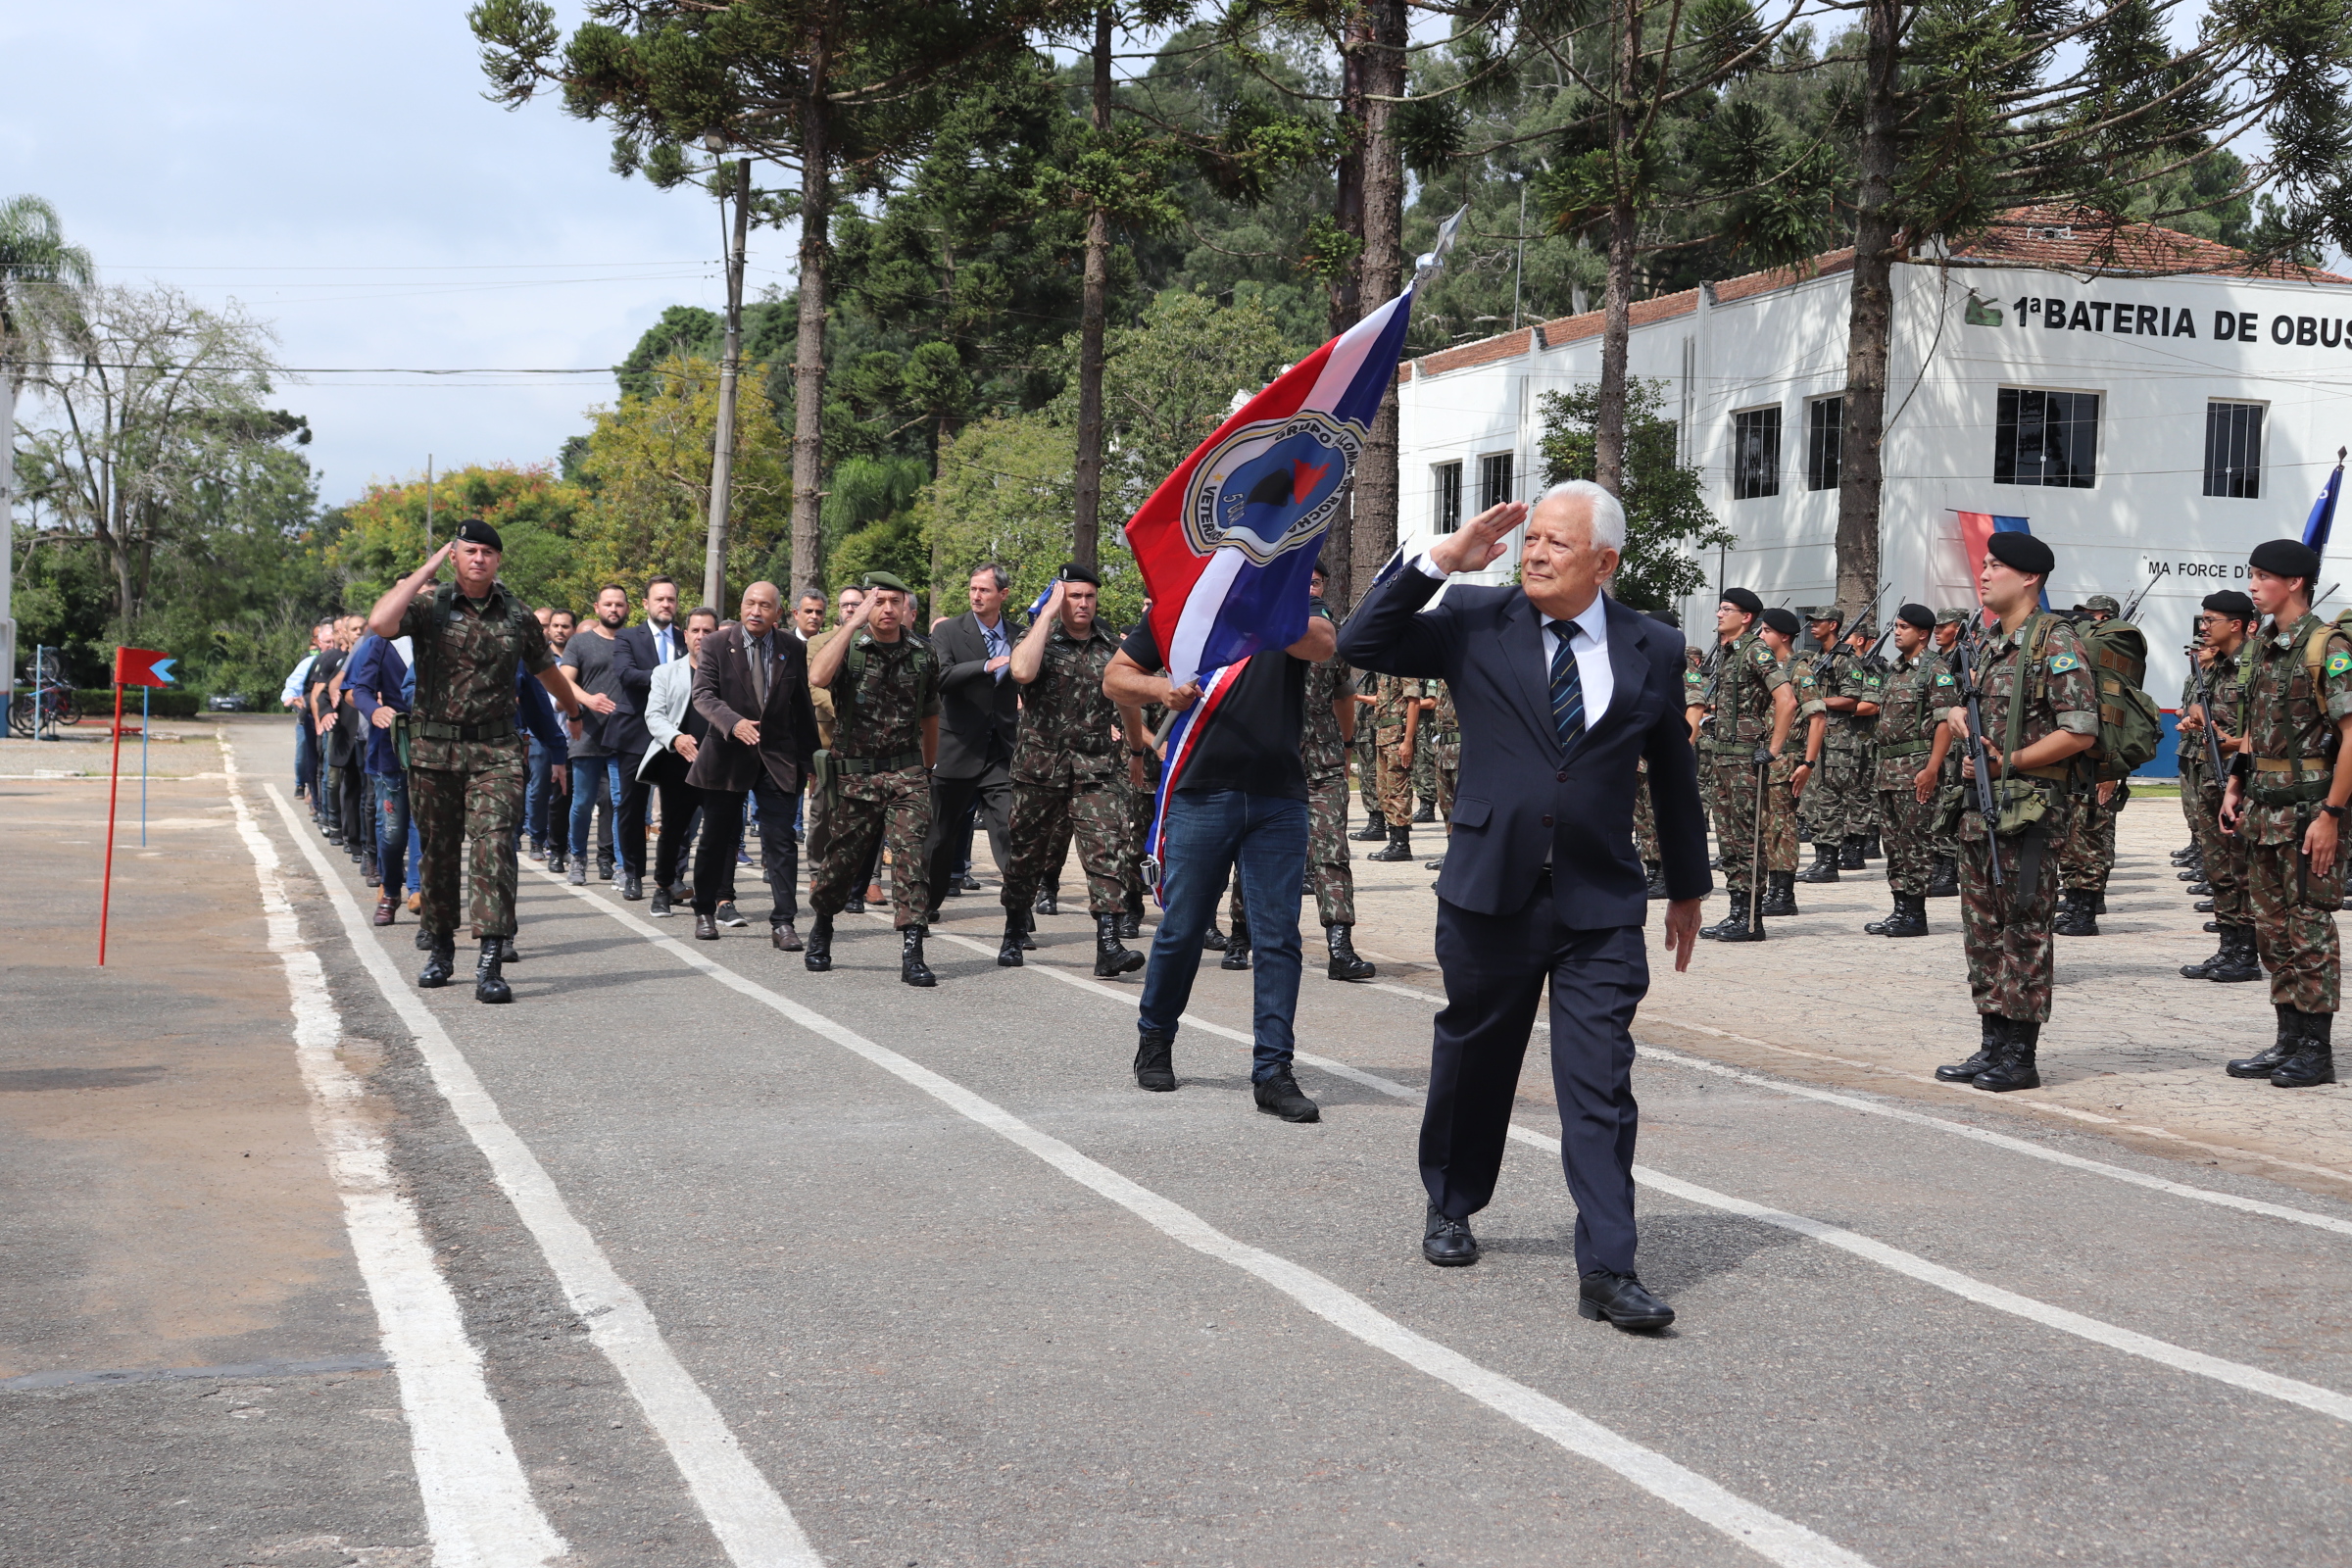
[1336,568,1711,924]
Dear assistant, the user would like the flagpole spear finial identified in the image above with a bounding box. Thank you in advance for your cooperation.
[1414,206,1471,281]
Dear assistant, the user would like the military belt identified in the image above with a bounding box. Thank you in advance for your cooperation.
[2014,762,2074,782]
[412,716,516,744]
[2253,756,2333,772]
[1875,738,1935,760]
[832,749,925,777]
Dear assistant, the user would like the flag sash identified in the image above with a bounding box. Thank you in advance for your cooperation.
[1142,657,1250,906]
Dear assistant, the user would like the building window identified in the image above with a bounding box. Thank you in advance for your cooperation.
[1994,387,2099,488]
[2204,401,2264,499]
[1433,461,1463,533]
[1479,451,1514,513]
[1731,406,1781,500]
[1805,397,1842,492]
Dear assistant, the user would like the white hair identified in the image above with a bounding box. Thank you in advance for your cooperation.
[1537,478,1627,554]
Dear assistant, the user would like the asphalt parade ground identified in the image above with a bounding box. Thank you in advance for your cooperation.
[7,719,2352,1566]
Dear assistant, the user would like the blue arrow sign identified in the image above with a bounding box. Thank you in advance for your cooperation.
[150,658,176,685]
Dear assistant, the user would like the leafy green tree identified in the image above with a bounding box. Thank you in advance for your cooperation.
[325,465,587,614]
[914,413,1149,627]
[1,194,96,682]
[1540,377,1732,612]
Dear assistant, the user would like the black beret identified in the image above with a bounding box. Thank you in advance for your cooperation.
[1760,607,1800,638]
[1896,602,1936,630]
[455,517,504,553]
[2250,538,2323,582]
[1056,562,1101,588]
[2202,589,2256,619]
[1721,587,1764,615]
[1984,529,2054,576]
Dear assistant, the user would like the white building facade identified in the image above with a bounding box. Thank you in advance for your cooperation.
[1394,211,2352,721]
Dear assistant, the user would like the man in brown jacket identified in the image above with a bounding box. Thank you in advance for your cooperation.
[688,581,823,949]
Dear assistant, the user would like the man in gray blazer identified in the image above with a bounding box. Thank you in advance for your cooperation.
[1338,481,1708,1332]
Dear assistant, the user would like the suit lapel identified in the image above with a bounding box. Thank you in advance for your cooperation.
[1580,598,1649,747]
[1503,593,1563,758]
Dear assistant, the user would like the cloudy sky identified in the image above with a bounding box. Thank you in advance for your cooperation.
[4,1,762,510]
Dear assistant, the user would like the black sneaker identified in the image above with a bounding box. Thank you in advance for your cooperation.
[1253,1072,1320,1122]
[714,901,749,928]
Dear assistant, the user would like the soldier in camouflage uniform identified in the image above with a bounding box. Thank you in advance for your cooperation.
[366,520,584,1004]
[1806,613,1884,875]
[1923,609,1973,896]
[995,564,1148,979]
[1681,646,1713,851]
[2179,591,2259,983]
[1932,532,2099,1094]
[806,571,944,986]
[1863,605,1953,938]
[1351,671,1385,841]
[2218,540,2352,1087]
[1693,589,1796,941]
[1791,610,1845,876]
[1755,609,1827,915]
[1424,680,1461,871]
[1410,702,1438,823]
[1362,672,1428,861]
[2054,594,2131,936]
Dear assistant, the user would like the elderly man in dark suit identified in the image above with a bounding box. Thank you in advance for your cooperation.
[1338,480,1709,1332]
[687,581,823,950]
[922,563,1024,914]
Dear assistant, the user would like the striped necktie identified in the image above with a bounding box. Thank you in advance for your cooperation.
[1549,621,1585,752]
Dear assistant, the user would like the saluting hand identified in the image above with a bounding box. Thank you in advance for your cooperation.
[1425,500,1529,576]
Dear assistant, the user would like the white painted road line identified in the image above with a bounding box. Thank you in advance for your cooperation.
[1358,976,2352,1239]
[969,936,2352,1427]
[545,881,1880,1568]
[220,746,568,1567]
[255,777,820,1568]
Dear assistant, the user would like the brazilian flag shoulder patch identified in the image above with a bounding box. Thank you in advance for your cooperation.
[2048,653,2081,674]
[1935,672,1956,686]
[1749,643,1776,666]
[1863,674,1883,688]
[2328,651,2352,677]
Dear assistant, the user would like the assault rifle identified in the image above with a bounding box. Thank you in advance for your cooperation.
[1945,632,2004,889]
[2183,630,2230,791]
[1813,583,1890,691]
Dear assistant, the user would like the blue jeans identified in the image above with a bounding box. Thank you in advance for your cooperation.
[568,755,622,860]
[369,772,412,896]
[294,712,317,799]
[523,737,555,848]
[1138,789,1309,1083]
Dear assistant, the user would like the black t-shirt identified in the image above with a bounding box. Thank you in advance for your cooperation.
[1121,624,1307,802]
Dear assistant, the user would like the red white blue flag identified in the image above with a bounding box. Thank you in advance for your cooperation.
[1129,209,1463,900]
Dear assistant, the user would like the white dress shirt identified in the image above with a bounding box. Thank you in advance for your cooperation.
[279,654,317,707]
[650,620,683,664]
[979,614,1009,680]
[1412,553,1613,728]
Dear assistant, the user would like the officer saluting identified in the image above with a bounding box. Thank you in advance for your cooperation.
[2219,538,2352,1087]
[366,519,587,1002]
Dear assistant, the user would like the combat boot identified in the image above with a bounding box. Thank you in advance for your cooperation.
[1864,897,1902,935]
[473,938,512,1004]
[2186,880,2212,896]
[1133,1027,1176,1092]
[1032,889,1057,916]
[2170,841,2200,864]
[1325,923,1375,981]
[1368,825,1414,862]
[2181,924,2246,980]
[1796,842,1840,884]
[362,848,380,887]
[1936,1015,2002,1082]
[1412,802,1436,823]
[2206,925,2262,983]
[901,926,936,988]
[1884,893,1930,938]
[1759,870,1798,917]
[1222,918,1252,971]
[1838,835,1867,870]
[1925,857,1960,898]
[1118,909,1142,941]
[1974,1019,2041,1092]
[1351,809,1388,843]
[1862,833,1883,859]
[1715,889,1768,942]
[417,934,457,990]
[1202,923,1229,952]
[997,910,1026,968]
[1093,913,1145,977]
[803,911,834,972]
[2271,1011,2335,1088]
[1643,861,1669,899]
[2052,890,2100,936]
[2227,1004,2301,1078]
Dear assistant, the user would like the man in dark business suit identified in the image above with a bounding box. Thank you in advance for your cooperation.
[608,575,687,900]
[922,564,1023,914]
[687,581,823,950]
[1338,480,1710,1332]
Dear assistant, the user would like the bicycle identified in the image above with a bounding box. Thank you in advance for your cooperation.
[8,675,82,737]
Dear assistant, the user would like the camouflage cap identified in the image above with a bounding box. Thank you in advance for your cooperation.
[1800,605,1843,625]
[1936,607,1972,625]
[2082,593,2121,614]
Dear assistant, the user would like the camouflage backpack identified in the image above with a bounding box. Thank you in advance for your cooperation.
[2072,617,2164,781]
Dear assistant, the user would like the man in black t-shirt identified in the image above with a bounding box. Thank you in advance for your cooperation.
[1104,605,1339,1121]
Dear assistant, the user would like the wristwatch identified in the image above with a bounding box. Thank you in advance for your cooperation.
[1129,746,1152,757]
[2324,803,2347,819]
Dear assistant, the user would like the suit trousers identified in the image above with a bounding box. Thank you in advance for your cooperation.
[924,759,1011,913]
[1424,880,1647,1278]
[615,764,653,878]
[692,777,800,927]
[646,751,703,891]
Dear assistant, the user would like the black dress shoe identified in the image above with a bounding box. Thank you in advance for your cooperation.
[650,889,672,917]
[1201,923,1229,952]
[1422,1203,1478,1267]
[1252,1071,1319,1122]
[1579,1269,1675,1331]
[693,911,720,941]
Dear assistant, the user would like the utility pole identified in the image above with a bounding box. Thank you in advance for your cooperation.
[1511,179,1527,332]
[705,157,753,616]
[423,455,434,549]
